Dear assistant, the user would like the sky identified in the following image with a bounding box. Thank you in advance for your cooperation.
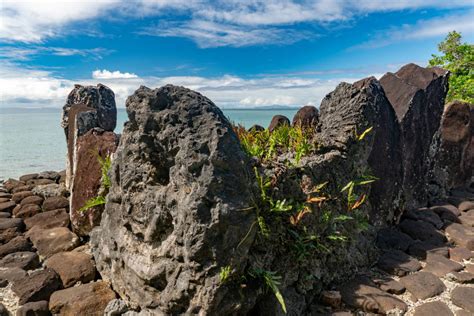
[0,0,473,109]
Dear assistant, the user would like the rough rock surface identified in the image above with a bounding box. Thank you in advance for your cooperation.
[339,276,407,314]
[61,84,117,189]
[0,251,40,270]
[49,281,115,315]
[16,301,50,316]
[11,268,62,304]
[28,227,79,259]
[292,105,319,127]
[70,128,118,236]
[61,84,117,139]
[318,77,402,223]
[429,100,473,198]
[91,85,255,315]
[268,115,290,132]
[380,63,449,208]
[45,251,96,288]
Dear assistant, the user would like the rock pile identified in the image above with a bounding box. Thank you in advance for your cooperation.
[313,188,474,315]
[0,172,115,315]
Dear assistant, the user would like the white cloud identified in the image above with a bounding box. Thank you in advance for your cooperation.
[0,46,112,61]
[142,20,312,48]
[0,0,114,43]
[353,10,474,49]
[0,63,378,109]
[1,0,472,46]
[92,69,138,79]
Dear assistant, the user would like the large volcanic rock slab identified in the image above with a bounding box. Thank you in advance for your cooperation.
[380,63,449,208]
[90,85,255,315]
[429,101,473,197]
[318,77,402,223]
[70,128,118,236]
[61,84,117,189]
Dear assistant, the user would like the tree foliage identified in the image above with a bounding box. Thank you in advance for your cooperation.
[429,31,474,103]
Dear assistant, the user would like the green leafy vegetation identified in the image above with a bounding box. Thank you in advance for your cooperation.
[219,265,232,284]
[249,268,287,314]
[98,154,112,189]
[234,124,316,164]
[429,31,474,103]
[233,123,377,313]
[79,196,106,212]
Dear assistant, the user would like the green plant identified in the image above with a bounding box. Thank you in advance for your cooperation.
[220,265,232,283]
[340,175,377,211]
[98,154,112,189]
[234,124,315,164]
[249,268,287,314]
[79,152,112,213]
[429,31,474,103]
[79,196,106,212]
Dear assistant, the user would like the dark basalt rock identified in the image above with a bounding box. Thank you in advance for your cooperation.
[91,85,255,315]
[429,100,473,198]
[61,84,117,189]
[380,63,449,208]
[61,84,117,138]
[318,77,402,223]
[248,124,265,132]
[292,105,319,127]
[268,114,290,132]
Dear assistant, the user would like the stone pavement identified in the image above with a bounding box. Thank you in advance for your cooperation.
[315,187,474,316]
[0,173,115,315]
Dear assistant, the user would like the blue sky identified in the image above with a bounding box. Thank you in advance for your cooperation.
[1,1,473,108]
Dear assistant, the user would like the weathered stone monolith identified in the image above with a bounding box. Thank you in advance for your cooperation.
[70,128,118,236]
[428,101,473,198]
[91,85,255,314]
[380,63,449,208]
[61,84,118,236]
[61,84,117,189]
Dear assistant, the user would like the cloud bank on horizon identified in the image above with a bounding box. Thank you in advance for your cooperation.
[0,0,473,108]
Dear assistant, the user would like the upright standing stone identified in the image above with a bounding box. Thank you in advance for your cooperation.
[70,129,118,236]
[429,101,473,198]
[318,77,402,223]
[61,84,117,189]
[61,84,118,236]
[380,63,449,208]
[91,85,255,315]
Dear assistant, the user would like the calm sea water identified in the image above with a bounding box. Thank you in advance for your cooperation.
[0,108,298,180]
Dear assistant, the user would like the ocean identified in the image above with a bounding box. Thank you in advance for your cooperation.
[0,108,298,180]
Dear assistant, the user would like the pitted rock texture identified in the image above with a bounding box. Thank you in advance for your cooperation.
[318,77,402,223]
[61,84,117,137]
[91,85,255,315]
[61,84,117,189]
[380,63,449,208]
[70,128,118,236]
